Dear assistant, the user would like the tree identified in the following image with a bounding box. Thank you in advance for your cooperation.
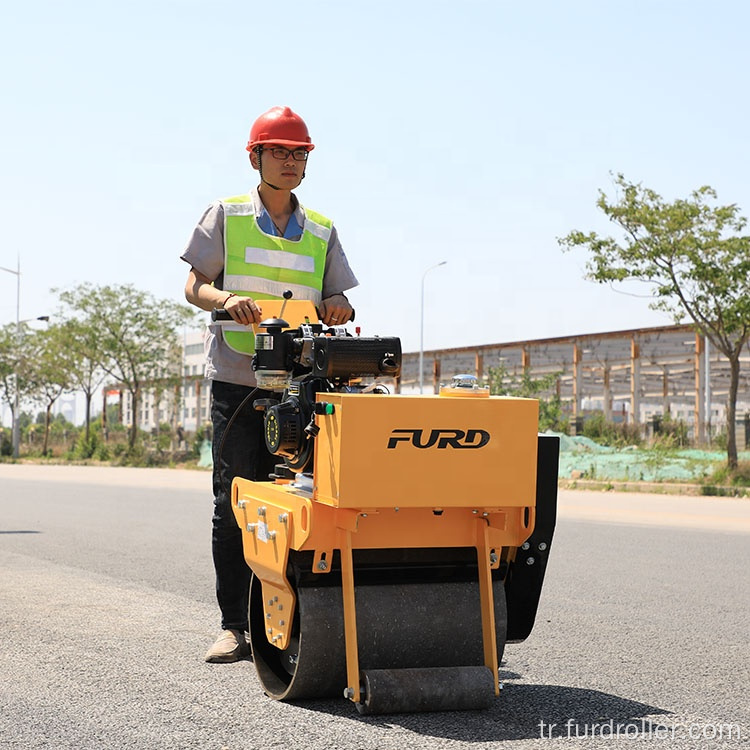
[558,174,750,469]
[0,324,15,416]
[57,284,195,451]
[25,325,74,455]
[487,363,567,432]
[54,318,110,444]
[0,322,40,450]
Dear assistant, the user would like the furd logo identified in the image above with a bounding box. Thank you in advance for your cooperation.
[387,429,491,450]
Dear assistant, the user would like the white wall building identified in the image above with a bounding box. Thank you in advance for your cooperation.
[107,327,211,435]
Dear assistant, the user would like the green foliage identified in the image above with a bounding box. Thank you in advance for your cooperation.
[703,460,750,488]
[559,175,750,332]
[18,412,33,431]
[0,323,38,414]
[47,414,76,443]
[487,364,567,432]
[0,324,17,409]
[116,444,157,467]
[53,318,110,436]
[191,432,206,459]
[641,439,678,477]
[0,429,11,456]
[69,431,110,461]
[1,282,198,462]
[0,325,14,390]
[94,442,111,461]
[57,283,195,450]
[700,485,737,497]
[96,413,126,433]
[582,412,642,447]
[651,413,689,449]
[559,173,750,469]
[713,430,728,451]
[151,423,174,452]
[23,324,78,454]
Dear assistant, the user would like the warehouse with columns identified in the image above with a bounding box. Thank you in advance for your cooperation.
[113,322,750,448]
[398,323,750,445]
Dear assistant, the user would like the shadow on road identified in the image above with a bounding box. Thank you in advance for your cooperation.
[0,530,41,534]
[292,683,670,742]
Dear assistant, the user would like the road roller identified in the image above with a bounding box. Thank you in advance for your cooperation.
[223,297,559,714]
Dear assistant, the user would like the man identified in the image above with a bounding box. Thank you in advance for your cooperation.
[181,106,358,662]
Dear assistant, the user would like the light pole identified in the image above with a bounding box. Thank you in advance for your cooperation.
[0,257,21,457]
[419,261,447,393]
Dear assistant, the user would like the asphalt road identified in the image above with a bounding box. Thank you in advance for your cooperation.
[1,464,749,750]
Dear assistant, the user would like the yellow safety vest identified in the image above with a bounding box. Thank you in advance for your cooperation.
[221,194,330,354]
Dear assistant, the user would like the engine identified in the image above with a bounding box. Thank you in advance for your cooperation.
[251,314,401,473]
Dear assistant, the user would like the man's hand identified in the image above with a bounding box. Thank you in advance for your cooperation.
[185,268,263,324]
[224,293,263,325]
[318,294,353,326]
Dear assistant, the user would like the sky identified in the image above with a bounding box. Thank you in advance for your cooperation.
[2,0,750,357]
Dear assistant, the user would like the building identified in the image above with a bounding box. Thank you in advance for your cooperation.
[399,323,750,444]
[180,330,211,433]
[105,328,210,436]
[113,323,750,446]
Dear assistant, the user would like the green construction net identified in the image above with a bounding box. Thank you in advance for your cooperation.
[548,431,747,482]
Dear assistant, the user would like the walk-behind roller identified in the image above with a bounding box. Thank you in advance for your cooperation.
[225,296,559,714]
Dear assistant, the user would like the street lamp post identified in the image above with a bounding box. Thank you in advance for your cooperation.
[0,256,47,458]
[0,257,21,457]
[419,261,447,394]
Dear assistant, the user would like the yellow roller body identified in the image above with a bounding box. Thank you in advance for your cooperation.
[314,393,537,509]
[232,392,539,707]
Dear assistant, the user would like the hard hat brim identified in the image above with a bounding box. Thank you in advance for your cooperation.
[246,139,315,152]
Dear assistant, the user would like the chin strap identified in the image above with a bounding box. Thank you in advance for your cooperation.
[257,147,281,190]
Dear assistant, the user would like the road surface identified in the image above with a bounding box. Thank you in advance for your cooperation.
[1,464,748,749]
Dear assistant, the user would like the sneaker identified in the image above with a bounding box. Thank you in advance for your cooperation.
[204,629,250,663]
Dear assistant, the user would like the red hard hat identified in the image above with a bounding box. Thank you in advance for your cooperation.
[246,106,315,152]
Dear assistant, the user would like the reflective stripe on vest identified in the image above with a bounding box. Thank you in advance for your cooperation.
[221,194,330,355]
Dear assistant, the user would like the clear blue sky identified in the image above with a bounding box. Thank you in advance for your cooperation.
[2,0,749,353]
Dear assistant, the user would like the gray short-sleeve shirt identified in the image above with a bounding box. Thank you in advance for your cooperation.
[181,186,359,386]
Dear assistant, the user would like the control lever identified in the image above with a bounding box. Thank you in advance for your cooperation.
[277,289,293,321]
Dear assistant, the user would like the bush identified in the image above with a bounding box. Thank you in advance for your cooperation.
[71,433,99,460]
[582,412,642,447]
[487,365,567,432]
[701,485,735,496]
[650,432,682,451]
[117,444,147,466]
[191,432,206,459]
[652,414,689,448]
[582,413,607,440]
[713,430,728,450]
[94,443,111,461]
[704,460,750,488]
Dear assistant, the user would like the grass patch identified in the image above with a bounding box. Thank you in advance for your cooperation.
[703,460,750,489]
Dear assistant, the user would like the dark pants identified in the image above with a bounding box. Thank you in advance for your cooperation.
[211,380,278,632]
